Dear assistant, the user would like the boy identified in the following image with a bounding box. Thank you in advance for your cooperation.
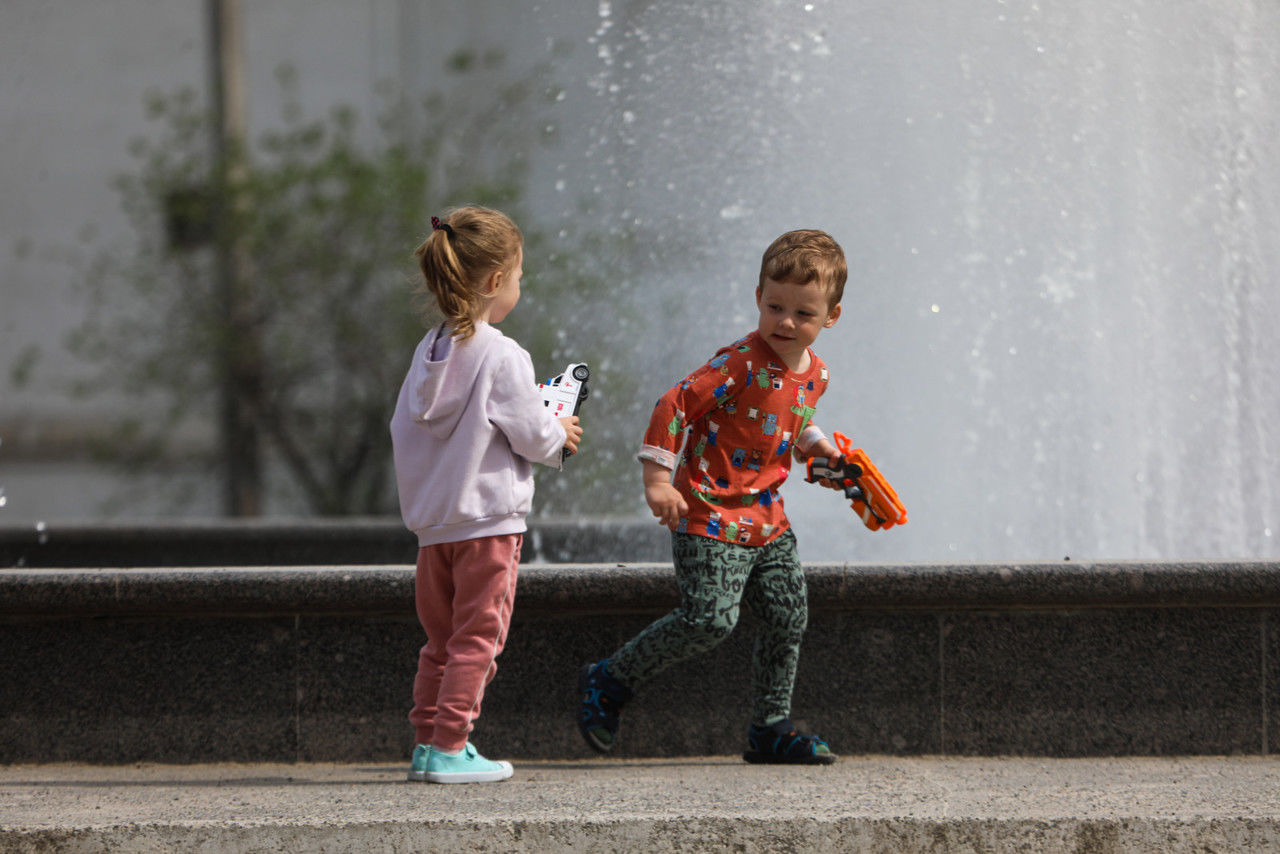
[578,229,846,764]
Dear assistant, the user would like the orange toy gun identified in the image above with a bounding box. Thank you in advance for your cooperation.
[804,432,908,531]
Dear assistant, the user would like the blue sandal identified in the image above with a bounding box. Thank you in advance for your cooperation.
[743,719,837,765]
[577,659,632,753]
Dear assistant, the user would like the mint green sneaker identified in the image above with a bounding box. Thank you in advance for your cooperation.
[407,744,433,781]
[423,742,513,784]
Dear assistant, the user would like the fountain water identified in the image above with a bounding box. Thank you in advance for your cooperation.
[547,0,1279,562]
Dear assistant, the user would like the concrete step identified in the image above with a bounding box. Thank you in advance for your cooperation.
[3,757,1279,853]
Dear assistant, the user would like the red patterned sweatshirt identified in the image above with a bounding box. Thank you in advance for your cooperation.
[638,331,829,546]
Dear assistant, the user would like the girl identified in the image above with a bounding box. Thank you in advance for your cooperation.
[391,206,582,784]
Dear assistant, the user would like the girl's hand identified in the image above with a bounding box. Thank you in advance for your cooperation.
[558,416,582,455]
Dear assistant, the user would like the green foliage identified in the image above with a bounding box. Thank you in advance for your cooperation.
[7,344,39,389]
[71,60,643,518]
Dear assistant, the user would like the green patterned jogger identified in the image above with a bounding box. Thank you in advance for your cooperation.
[607,529,808,725]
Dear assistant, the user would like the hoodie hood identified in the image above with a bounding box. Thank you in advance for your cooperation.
[403,322,502,439]
[390,319,568,547]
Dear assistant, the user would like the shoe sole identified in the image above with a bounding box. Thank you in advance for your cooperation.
[423,766,513,784]
[743,751,837,765]
[577,663,615,754]
[407,769,429,782]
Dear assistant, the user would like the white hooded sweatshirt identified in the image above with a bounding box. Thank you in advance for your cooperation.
[390,321,567,547]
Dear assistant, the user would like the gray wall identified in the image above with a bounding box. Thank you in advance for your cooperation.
[4,558,1279,762]
[0,1,598,521]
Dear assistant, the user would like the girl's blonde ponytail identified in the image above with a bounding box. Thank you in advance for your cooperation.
[412,206,523,340]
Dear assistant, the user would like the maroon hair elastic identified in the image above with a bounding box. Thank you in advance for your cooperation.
[431,216,455,238]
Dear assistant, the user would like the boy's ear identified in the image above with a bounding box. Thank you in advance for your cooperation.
[824,303,842,328]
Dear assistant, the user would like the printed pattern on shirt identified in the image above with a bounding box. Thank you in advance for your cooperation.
[640,331,829,546]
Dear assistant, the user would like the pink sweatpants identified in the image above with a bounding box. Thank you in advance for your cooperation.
[409,534,521,753]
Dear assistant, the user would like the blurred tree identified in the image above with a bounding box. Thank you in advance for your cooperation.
[70,55,638,517]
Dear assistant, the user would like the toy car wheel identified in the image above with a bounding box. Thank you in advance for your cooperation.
[578,384,589,400]
[572,365,590,381]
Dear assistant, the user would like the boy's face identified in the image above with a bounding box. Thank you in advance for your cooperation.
[754,277,841,368]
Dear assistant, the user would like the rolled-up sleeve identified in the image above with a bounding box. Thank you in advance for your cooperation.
[636,347,751,467]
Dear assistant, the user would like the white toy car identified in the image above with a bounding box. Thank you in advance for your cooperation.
[538,363,590,460]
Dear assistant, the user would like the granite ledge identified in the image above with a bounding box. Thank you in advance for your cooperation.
[0,517,671,568]
[2,560,1279,618]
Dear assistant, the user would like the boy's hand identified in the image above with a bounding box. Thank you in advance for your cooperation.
[642,459,687,530]
[798,439,844,490]
[645,482,688,530]
[558,416,582,455]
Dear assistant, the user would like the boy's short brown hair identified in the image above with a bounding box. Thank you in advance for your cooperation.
[758,229,847,309]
